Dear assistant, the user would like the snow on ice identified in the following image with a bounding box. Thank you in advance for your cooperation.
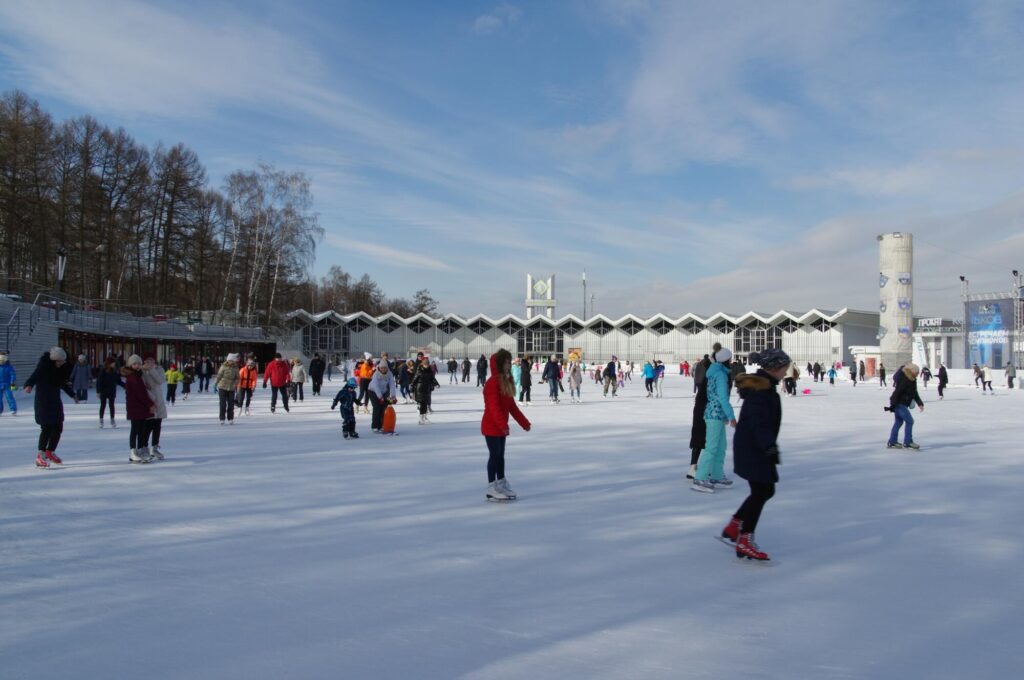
[1,375,1021,679]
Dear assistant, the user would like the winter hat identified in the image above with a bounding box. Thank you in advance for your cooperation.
[226,353,239,363]
[714,348,733,363]
[0,353,7,364]
[346,377,358,387]
[50,347,67,362]
[749,348,791,370]
[127,354,143,367]
[78,354,87,362]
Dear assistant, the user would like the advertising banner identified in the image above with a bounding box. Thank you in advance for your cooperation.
[966,299,1012,367]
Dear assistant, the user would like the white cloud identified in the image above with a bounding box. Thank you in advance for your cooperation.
[472,4,523,35]
[325,236,454,273]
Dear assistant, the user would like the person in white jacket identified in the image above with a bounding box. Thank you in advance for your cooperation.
[981,364,994,393]
[290,358,307,402]
[368,361,398,432]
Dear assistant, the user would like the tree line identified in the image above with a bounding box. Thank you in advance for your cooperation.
[0,90,438,325]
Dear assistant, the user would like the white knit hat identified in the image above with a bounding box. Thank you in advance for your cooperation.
[714,348,733,363]
[127,354,143,367]
[50,347,67,362]
[226,353,239,363]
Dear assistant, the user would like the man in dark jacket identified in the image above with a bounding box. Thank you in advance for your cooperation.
[887,363,924,449]
[309,353,326,396]
[23,347,75,468]
[476,354,488,387]
[602,356,618,397]
[542,356,561,402]
[937,363,948,399]
[447,358,459,384]
[687,354,713,478]
[461,358,471,383]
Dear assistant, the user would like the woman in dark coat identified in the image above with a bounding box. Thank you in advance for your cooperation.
[719,348,791,562]
[411,355,440,423]
[687,354,712,478]
[23,347,75,468]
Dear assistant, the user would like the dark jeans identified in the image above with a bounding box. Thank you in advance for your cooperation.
[99,394,116,420]
[270,386,290,412]
[129,419,153,449]
[311,376,323,395]
[645,378,654,394]
[418,391,432,415]
[239,388,253,408]
[548,380,559,399]
[75,389,88,401]
[735,481,775,534]
[371,396,386,429]
[219,389,236,421]
[166,383,178,404]
[1009,377,1015,389]
[888,404,914,445]
[485,435,506,483]
[199,375,210,391]
[182,382,191,395]
[149,418,162,446]
[291,382,305,401]
[477,373,487,387]
[38,423,63,452]
[519,385,531,402]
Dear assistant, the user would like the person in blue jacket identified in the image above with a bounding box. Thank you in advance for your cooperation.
[70,354,92,401]
[692,348,737,493]
[331,377,359,439]
[642,361,656,397]
[719,347,791,562]
[542,355,561,403]
[0,351,16,415]
[23,347,76,468]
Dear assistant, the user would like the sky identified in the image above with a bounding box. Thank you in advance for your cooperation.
[2,0,1023,319]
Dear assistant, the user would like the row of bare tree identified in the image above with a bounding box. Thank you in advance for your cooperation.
[0,90,438,325]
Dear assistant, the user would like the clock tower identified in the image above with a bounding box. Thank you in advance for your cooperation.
[526,274,556,319]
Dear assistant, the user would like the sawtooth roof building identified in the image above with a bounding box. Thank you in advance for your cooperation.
[282,308,880,366]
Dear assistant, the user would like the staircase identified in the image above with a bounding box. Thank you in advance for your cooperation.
[0,297,59,389]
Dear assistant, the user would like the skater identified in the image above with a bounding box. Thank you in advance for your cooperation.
[518,356,532,405]
[238,358,258,414]
[96,357,123,428]
[720,348,791,562]
[682,360,690,377]
[982,364,994,393]
[216,354,241,425]
[447,358,459,384]
[331,377,359,438]
[368,359,398,432]
[165,363,182,405]
[308,353,325,396]
[886,363,924,450]
[289,357,307,402]
[123,354,156,463]
[481,349,531,501]
[826,365,837,385]
[142,355,168,459]
[70,353,91,402]
[542,355,561,403]
[412,354,440,424]
[812,361,822,383]
[602,356,619,397]
[476,354,488,387]
[655,360,666,398]
[1006,362,1016,389]
[23,348,75,468]
[0,351,17,416]
[566,358,583,403]
[263,353,292,413]
[461,357,472,383]
[783,362,799,396]
[972,363,982,388]
[181,361,195,400]
[858,360,866,383]
[397,359,414,403]
[692,348,736,493]
[197,356,213,392]
[357,359,373,411]
[937,363,948,399]
[850,363,858,387]
[643,360,655,397]
[920,365,932,389]
[878,362,887,388]
[687,352,714,480]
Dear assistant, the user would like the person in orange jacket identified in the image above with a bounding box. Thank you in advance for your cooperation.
[262,353,291,413]
[357,358,375,413]
[238,358,259,415]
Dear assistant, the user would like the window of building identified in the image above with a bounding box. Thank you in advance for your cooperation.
[408,318,433,334]
[439,319,463,334]
[469,319,493,335]
[518,327,564,357]
[736,323,782,354]
[650,319,674,335]
[378,318,401,333]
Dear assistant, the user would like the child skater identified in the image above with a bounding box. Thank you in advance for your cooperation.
[481,349,531,501]
[23,347,75,468]
[331,377,359,439]
[719,348,790,562]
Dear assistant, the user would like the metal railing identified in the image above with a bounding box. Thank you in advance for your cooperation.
[2,307,19,352]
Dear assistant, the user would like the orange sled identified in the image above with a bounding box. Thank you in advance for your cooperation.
[382,404,397,434]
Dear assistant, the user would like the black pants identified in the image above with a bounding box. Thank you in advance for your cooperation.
[734,481,775,534]
[880,377,887,387]
[129,419,152,449]
[784,378,796,395]
[182,382,191,396]
[219,389,236,421]
[418,391,431,415]
[357,379,370,406]
[75,388,88,401]
[485,435,506,483]
[166,383,178,404]
[938,381,946,397]
[1009,377,1015,389]
[371,396,386,430]
[519,385,531,402]
[271,386,290,411]
[239,387,253,408]
[149,419,162,446]
[100,394,116,420]
[38,423,63,452]
[291,383,304,401]
[477,374,486,387]
[462,369,470,383]
[199,375,210,391]
[311,375,323,395]
[645,378,654,394]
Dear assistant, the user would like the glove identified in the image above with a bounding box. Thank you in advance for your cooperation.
[331,404,336,410]
[765,445,781,465]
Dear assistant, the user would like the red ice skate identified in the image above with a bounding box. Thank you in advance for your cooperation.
[45,450,63,465]
[736,532,770,562]
[720,516,742,545]
[35,452,49,468]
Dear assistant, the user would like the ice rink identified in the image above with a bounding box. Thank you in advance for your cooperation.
[1,372,1021,679]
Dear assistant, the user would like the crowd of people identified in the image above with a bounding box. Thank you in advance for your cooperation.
[3,342,1017,563]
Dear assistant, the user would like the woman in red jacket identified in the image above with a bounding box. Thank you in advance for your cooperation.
[123,354,156,463]
[481,349,531,501]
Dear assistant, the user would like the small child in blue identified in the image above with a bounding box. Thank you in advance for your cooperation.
[826,366,837,385]
[331,377,359,439]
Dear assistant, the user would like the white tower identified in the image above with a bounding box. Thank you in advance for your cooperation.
[526,274,556,319]
[878,232,913,369]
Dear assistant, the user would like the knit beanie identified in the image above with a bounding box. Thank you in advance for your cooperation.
[714,348,733,363]
[127,354,143,367]
[226,353,239,363]
[0,353,7,364]
[749,348,792,370]
[50,347,67,362]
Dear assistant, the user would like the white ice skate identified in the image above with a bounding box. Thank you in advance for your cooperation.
[150,445,165,461]
[110,420,117,429]
[691,479,715,494]
[129,448,151,464]
[496,478,517,499]
[487,481,511,502]
[99,421,104,429]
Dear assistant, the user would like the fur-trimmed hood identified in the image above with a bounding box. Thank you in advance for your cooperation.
[736,371,778,397]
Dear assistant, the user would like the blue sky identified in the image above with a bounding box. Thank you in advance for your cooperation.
[2,0,1024,318]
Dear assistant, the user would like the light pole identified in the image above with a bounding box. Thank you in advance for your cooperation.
[960,275,969,368]
[590,294,595,319]
[1013,270,1022,375]
[582,270,587,320]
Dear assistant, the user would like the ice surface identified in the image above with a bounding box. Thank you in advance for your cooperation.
[1,375,1021,679]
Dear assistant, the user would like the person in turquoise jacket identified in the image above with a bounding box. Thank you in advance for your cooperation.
[0,352,16,415]
[692,348,737,493]
[643,361,656,397]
